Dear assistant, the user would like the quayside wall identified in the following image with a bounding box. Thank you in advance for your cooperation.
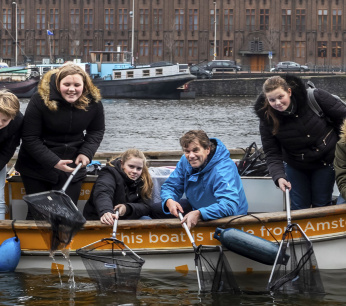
[188,75,346,98]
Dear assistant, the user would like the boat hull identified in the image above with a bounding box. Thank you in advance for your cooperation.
[0,75,40,98]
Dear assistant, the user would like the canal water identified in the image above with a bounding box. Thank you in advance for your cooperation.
[10,97,346,304]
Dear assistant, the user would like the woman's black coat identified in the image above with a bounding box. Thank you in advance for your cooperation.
[254,74,346,184]
[15,70,105,183]
[83,159,151,220]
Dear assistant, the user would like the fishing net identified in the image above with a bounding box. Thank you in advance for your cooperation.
[23,190,86,252]
[195,244,239,293]
[76,237,145,292]
[268,223,324,294]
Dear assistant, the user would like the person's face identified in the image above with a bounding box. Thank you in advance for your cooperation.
[183,140,210,168]
[0,112,11,129]
[121,156,144,180]
[266,87,292,112]
[59,74,84,104]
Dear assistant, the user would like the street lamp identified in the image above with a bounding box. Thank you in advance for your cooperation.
[12,2,18,66]
[129,0,135,66]
[213,2,217,60]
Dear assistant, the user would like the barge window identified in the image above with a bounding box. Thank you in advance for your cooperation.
[143,70,150,77]
[127,71,134,78]
[113,72,121,79]
[155,68,163,76]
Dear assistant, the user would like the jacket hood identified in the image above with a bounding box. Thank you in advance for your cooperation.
[339,120,346,143]
[253,74,308,120]
[38,68,101,110]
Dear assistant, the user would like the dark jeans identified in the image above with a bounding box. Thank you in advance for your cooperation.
[21,174,83,220]
[285,163,335,210]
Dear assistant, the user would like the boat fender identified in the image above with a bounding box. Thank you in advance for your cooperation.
[214,227,289,266]
[0,220,21,272]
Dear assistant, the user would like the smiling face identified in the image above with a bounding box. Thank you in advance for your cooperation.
[59,74,84,104]
[183,140,210,169]
[265,87,292,112]
[121,156,144,181]
[0,112,11,129]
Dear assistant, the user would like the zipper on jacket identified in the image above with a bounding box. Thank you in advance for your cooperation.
[322,128,333,145]
[301,153,304,160]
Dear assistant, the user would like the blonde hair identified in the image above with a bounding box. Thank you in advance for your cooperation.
[0,90,20,119]
[109,148,153,200]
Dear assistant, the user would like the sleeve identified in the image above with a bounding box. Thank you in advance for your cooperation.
[123,200,151,219]
[20,97,60,168]
[78,102,105,162]
[160,156,186,214]
[259,120,287,185]
[0,113,23,170]
[334,141,346,200]
[91,168,118,217]
[198,162,246,220]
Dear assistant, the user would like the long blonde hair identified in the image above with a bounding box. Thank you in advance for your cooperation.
[109,148,153,200]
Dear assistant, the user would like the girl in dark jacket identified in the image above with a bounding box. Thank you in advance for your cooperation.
[254,75,346,209]
[15,63,105,219]
[83,148,153,224]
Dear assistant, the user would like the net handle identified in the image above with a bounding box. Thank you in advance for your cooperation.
[285,188,291,227]
[112,210,119,238]
[178,212,197,248]
[61,163,83,192]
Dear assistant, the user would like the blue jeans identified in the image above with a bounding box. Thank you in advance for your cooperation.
[285,163,335,210]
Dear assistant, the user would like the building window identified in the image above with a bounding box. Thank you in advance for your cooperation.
[223,40,233,57]
[210,8,219,31]
[175,9,184,31]
[18,8,24,30]
[332,41,341,58]
[140,9,149,31]
[189,9,198,31]
[281,41,291,58]
[188,40,197,57]
[153,9,163,31]
[49,39,58,57]
[139,40,149,56]
[318,41,327,58]
[50,9,59,30]
[246,9,255,31]
[36,39,45,55]
[175,40,184,57]
[153,40,162,56]
[2,9,11,30]
[296,9,305,32]
[36,9,45,30]
[105,41,114,51]
[224,9,233,31]
[84,40,93,60]
[117,40,128,51]
[105,8,114,30]
[282,9,291,32]
[318,10,328,32]
[2,39,12,56]
[84,9,93,30]
[260,9,269,30]
[119,9,128,30]
[71,9,80,28]
[332,9,342,31]
[295,41,305,58]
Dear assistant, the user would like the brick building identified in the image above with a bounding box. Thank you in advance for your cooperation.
[2,0,345,70]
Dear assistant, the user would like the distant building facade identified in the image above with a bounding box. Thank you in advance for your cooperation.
[2,0,345,70]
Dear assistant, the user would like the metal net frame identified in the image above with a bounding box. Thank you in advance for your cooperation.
[76,237,145,292]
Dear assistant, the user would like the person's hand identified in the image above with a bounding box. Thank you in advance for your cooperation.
[181,210,201,230]
[54,160,74,172]
[100,212,118,225]
[75,154,90,167]
[114,204,126,217]
[278,178,291,192]
[166,199,183,217]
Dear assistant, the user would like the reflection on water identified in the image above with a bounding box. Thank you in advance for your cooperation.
[19,97,261,152]
[1,269,346,305]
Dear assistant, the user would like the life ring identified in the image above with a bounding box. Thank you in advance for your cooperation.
[0,220,21,272]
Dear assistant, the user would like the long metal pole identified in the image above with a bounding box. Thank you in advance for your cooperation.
[131,0,135,65]
[213,2,216,60]
[12,2,18,66]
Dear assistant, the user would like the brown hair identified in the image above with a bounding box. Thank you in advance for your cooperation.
[180,130,214,150]
[0,89,20,119]
[109,148,153,200]
[261,76,291,135]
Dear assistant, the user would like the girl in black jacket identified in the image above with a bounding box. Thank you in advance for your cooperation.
[254,75,346,209]
[83,148,153,224]
[15,63,105,219]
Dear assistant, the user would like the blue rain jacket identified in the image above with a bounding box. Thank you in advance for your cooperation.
[161,138,248,220]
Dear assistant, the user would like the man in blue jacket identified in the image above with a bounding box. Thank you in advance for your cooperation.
[161,130,248,229]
